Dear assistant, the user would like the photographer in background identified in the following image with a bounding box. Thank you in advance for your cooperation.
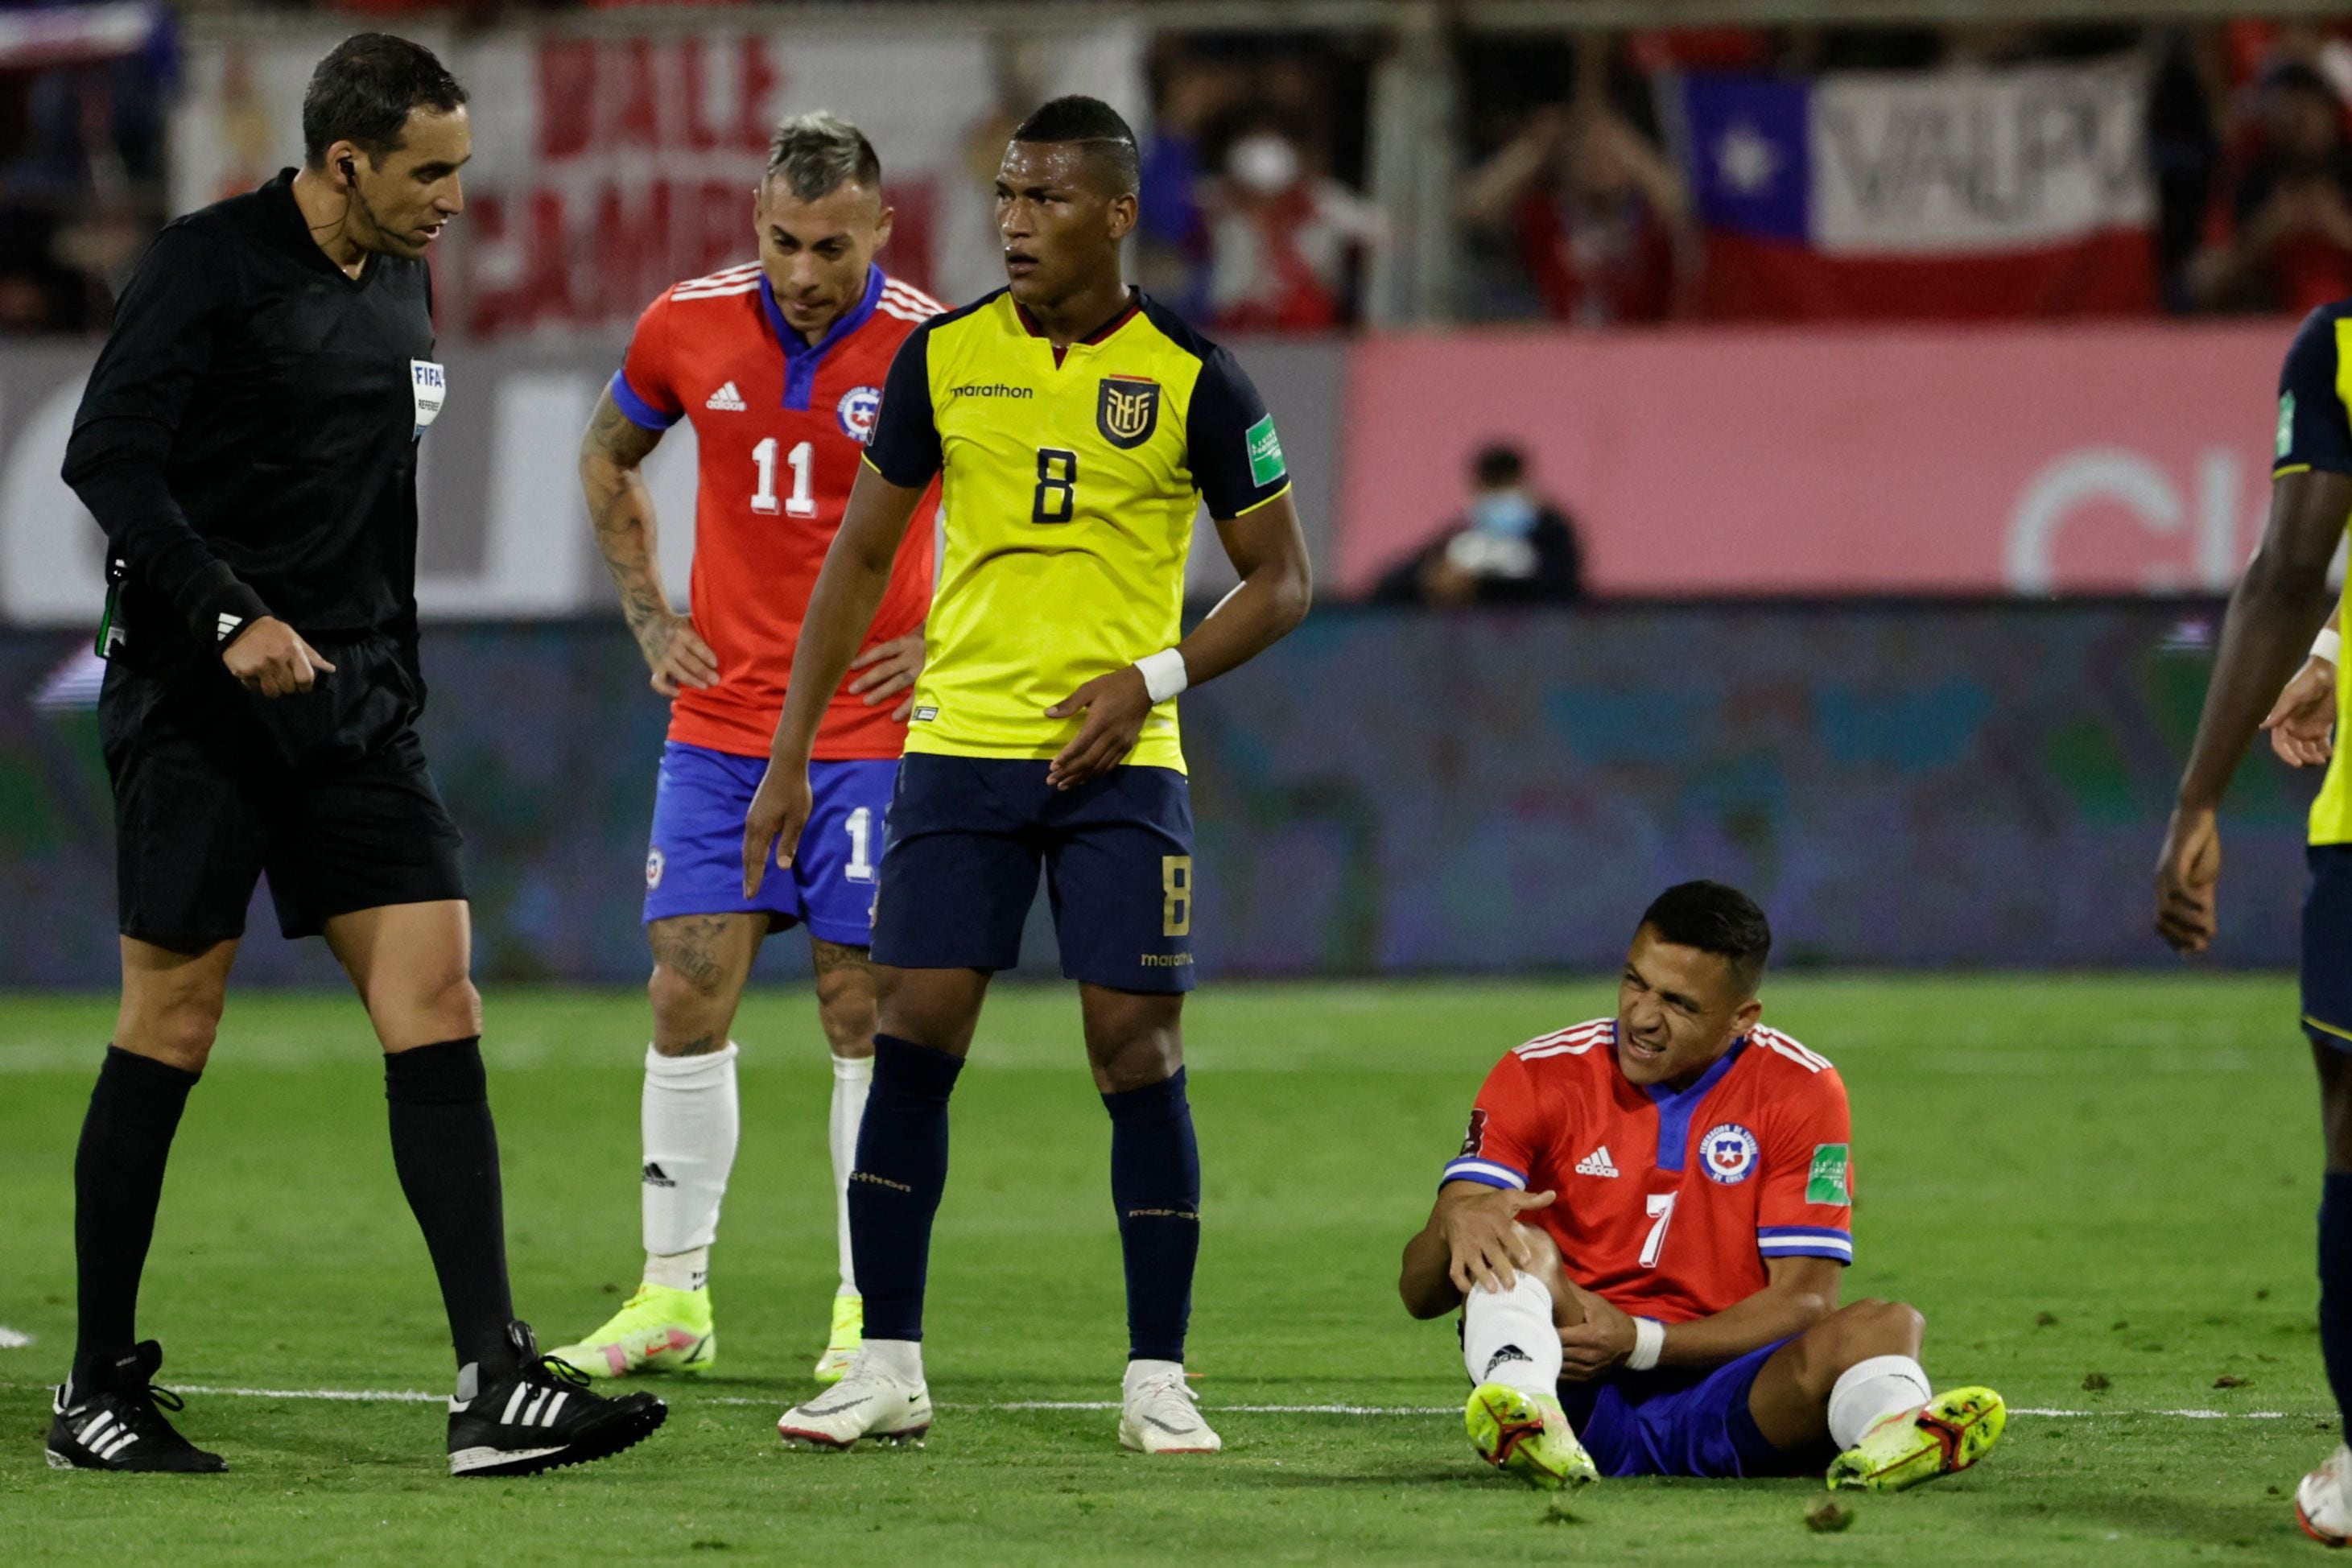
[1372,443,1586,609]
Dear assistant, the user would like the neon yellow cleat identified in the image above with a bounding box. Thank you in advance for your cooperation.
[1827,1387,2006,1492]
[1466,1382,1598,1491]
[812,1294,862,1384]
[547,1284,716,1380]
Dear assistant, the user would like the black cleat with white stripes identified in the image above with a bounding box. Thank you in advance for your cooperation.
[448,1321,666,1478]
[46,1341,225,1473]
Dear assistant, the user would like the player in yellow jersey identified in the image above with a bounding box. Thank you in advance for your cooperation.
[743,97,1311,1456]
[2158,298,2352,1544]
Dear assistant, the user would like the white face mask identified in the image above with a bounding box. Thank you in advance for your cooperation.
[1228,133,1301,196]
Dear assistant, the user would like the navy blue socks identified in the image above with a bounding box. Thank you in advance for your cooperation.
[72,1046,199,1388]
[849,1034,966,1343]
[2323,1172,2352,1443]
[1103,1067,1202,1364]
[384,1038,515,1373]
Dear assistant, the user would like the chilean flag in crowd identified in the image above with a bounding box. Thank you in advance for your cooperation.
[1677,57,2158,320]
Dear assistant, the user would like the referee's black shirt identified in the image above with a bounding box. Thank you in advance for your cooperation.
[64,168,438,679]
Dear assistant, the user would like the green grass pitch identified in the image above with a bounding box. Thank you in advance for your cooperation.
[0,974,2338,1563]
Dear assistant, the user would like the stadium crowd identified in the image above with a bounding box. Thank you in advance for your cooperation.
[2,8,2350,336]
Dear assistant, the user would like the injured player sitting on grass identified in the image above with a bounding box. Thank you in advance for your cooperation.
[1397,881,2005,1493]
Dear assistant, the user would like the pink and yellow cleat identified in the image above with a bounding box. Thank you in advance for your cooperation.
[547,1284,716,1379]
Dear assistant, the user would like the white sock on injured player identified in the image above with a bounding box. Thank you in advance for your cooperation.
[1826,1354,1933,1448]
[829,1052,873,1296]
[1462,1275,1562,1401]
[642,1042,739,1265]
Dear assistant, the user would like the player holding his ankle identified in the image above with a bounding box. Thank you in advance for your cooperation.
[1399,881,2004,1492]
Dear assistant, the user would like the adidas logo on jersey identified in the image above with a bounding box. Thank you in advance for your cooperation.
[705,382,747,412]
[1574,1145,1620,1179]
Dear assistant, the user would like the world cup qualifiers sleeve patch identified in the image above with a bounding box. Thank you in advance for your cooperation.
[1807,1142,1851,1205]
[1247,414,1285,487]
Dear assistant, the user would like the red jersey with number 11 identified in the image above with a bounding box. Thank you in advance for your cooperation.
[611,262,942,759]
[1442,1018,1855,1325]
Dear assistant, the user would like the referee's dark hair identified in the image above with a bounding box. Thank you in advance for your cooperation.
[301,34,468,171]
[1639,881,1774,997]
[1013,95,1140,195]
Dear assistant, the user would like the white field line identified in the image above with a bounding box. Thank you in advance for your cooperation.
[0,1383,2314,1422]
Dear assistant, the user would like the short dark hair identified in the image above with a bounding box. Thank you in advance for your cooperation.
[1012,94,1141,194]
[766,110,882,203]
[1472,443,1526,488]
[301,34,467,170]
[1639,881,1773,996]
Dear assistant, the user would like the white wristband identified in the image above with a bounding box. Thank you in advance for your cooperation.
[2316,627,2342,667]
[1136,647,1189,705]
[1627,1317,1665,1372]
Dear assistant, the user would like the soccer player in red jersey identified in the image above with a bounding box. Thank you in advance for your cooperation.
[555,113,942,1385]
[1400,882,2006,1492]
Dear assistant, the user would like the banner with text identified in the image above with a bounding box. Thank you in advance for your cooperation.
[170,19,1142,339]
[1678,56,2157,320]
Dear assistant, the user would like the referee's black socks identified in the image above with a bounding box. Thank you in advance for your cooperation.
[384,1038,517,1376]
[72,1045,200,1389]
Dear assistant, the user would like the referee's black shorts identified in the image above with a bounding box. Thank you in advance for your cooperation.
[100,637,466,950]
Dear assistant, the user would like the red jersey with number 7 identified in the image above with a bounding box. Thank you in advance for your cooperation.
[1441,1018,1855,1324]
[609,262,942,760]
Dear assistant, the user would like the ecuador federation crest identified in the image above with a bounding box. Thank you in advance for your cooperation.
[1096,376,1161,450]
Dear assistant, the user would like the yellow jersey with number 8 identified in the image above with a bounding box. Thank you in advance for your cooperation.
[864,288,1289,774]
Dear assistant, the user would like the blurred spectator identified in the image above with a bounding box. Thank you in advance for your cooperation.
[1457,101,1697,326]
[1198,104,1380,333]
[2187,60,2352,315]
[1371,444,1584,609]
[1135,44,1246,313]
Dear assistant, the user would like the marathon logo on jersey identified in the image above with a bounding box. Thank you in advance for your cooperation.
[410,360,446,442]
[1457,1107,1488,1160]
[1807,1143,1851,1205]
[951,382,1033,400]
[1700,1122,1760,1185]
[1097,376,1161,449]
[837,385,882,445]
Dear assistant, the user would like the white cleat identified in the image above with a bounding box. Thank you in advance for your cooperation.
[2297,1443,2352,1547]
[1118,1360,1221,1455]
[776,1359,931,1450]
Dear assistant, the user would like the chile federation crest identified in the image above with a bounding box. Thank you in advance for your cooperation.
[1699,1123,1760,1185]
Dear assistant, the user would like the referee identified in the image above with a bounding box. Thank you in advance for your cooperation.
[45,35,664,1477]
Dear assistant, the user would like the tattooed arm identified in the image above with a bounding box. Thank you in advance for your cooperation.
[580,386,719,695]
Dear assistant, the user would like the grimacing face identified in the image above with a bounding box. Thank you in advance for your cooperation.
[1613,925,1762,1091]
[994,138,1135,310]
[754,176,893,342]
[340,105,469,259]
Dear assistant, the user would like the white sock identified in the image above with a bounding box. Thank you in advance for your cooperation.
[829,1052,873,1297]
[1827,1355,1933,1448]
[862,1337,924,1384]
[642,1042,740,1269]
[1461,1275,1562,1401]
[644,1245,708,1292]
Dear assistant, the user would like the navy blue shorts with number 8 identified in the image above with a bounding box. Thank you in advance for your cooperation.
[871,753,1196,993]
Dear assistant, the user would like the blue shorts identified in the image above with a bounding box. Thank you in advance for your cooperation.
[1558,1338,1817,1479]
[642,742,895,947]
[870,753,1195,992]
[2305,844,2352,1050]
